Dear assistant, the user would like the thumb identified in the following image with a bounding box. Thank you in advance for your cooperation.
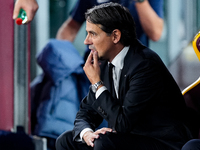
[13,5,20,19]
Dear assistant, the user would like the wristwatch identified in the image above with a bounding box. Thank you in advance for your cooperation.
[91,81,103,93]
[134,0,145,3]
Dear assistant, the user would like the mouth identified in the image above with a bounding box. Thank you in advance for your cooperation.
[89,45,95,51]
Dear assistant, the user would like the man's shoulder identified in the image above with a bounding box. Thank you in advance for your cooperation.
[127,42,163,67]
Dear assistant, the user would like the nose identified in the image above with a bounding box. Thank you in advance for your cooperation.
[84,34,92,45]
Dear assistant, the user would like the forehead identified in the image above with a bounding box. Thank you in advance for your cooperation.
[86,21,103,33]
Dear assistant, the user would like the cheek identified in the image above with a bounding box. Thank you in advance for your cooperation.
[93,39,104,49]
[96,37,110,47]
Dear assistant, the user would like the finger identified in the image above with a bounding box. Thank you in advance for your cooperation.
[86,134,99,147]
[90,133,99,139]
[101,127,113,132]
[93,51,99,66]
[89,140,94,147]
[25,6,38,22]
[85,51,93,65]
[89,135,99,147]
[13,4,20,19]
[84,132,99,147]
[95,128,112,134]
[25,9,34,22]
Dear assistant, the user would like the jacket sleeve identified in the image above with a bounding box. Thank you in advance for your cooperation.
[72,92,104,141]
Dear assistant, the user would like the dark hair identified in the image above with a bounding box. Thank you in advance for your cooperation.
[85,2,137,46]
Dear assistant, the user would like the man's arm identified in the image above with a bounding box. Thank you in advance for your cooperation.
[13,0,38,23]
[135,0,164,41]
[56,17,82,42]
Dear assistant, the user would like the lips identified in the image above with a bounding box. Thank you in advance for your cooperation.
[89,45,95,50]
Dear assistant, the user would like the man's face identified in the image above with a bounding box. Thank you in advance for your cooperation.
[84,21,115,61]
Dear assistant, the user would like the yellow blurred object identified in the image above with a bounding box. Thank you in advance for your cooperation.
[182,76,200,95]
[181,31,200,139]
[192,31,200,61]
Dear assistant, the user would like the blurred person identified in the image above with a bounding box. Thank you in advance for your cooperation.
[13,0,38,23]
[30,40,91,150]
[56,0,164,60]
[56,2,193,150]
[12,0,163,43]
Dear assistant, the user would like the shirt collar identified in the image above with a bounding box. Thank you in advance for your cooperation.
[111,46,129,69]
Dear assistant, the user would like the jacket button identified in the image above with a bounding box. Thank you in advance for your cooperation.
[98,106,102,112]
[102,110,105,115]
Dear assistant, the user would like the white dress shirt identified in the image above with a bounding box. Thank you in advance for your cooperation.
[79,46,130,142]
[96,46,129,99]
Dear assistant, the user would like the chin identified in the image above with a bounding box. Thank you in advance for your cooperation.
[99,56,107,61]
[98,57,103,60]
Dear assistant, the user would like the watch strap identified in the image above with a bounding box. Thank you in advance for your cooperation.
[93,81,103,89]
[91,81,103,93]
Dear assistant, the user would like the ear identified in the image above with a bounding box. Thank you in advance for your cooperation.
[112,29,121,44]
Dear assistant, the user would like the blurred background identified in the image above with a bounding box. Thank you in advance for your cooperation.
[0,0,200,149]
[33,0,200,89]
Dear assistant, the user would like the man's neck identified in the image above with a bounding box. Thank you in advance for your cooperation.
[109,44,125,62]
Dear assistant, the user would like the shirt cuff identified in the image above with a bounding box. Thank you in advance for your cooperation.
[79,128,94,142]
[95,86,107,99]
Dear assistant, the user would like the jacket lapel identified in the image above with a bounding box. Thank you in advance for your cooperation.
[100,60,112,92]
[118,41,143,101]
[118,47,132,101]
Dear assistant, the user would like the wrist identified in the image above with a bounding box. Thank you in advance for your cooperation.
[80,128,93,142]
[91,81,103,93]
[82,131,93,143]
[96,84,103,91]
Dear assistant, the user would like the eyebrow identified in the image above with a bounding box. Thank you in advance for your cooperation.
[87,30,97,35]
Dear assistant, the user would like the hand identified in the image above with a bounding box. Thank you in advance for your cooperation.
[83,50,101,85]
[94,127,113,135]
[83,128,113,147]
[83,131,98,147]
[13,0,39,23]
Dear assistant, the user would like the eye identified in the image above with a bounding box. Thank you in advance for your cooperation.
[87,31,97,39]
[89,31,97,37]
[91,32,95,36]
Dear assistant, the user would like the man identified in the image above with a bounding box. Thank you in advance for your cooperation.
[57,0,163,46]
[56,0,163,60]
[56,2,192,150]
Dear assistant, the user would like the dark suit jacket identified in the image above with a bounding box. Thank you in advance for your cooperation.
[73,40,193,149]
